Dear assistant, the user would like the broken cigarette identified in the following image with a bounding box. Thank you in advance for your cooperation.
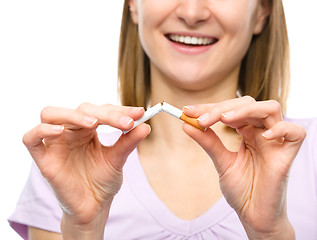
[123,101,206,134]
[122,102,163,134]
[161,102,206,131]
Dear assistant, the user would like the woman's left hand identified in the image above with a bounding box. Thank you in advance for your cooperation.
[183,96,306,240]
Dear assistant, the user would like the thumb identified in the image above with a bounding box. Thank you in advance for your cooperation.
[104,123,151,171]
[183,124,236,176]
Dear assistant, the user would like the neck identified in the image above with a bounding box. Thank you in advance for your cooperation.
[149,63,240,109]
[138,64,241,161]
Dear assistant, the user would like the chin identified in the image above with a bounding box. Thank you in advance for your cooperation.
[168,75,215,92]
[166,68,215,89]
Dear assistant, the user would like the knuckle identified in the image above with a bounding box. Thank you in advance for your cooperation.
[242,95,255,103]
[279,121,287,132]
[299,126,307,139]
[268,100,281,112]
[22,133,29,146]
[205,103,215,111]
[35,124,44,138]
[77,102,91,111]
[102,103,113,109]
[40,106,53,121]
[22,124,42,146]
[101,104,114,114]
[210,103,220,114]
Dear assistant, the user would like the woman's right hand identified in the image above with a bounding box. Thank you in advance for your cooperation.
[22,103,150,237]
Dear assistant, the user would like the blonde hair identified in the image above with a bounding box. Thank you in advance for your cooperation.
[118,0,290,114]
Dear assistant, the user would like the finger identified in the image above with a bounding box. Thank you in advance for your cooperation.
[105,123,151,171]
[183,103,215,118]
[77,103,145,130]
[262,121,306,143]
[221,100,283,129]
[77,103,145,121]
[183,96,256,127]
[41,105,144,131]
[183,123,237,176]
[41,106,98,129]
[22,123,64,160]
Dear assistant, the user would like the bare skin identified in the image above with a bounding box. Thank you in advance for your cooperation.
[25,0,306,239]
[24,104,151,239]
[28,227,62,240]
[26,98,305,240]
[138,114,241,220]
[183,97,305,239]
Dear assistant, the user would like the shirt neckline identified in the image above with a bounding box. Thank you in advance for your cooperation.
[125,149,235,236]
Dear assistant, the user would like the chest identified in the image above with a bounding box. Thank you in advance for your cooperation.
[141,157,223,220]
[106,153,248,239]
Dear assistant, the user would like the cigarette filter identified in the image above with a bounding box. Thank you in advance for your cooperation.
[161,102,206,131]
[123,101,206,134]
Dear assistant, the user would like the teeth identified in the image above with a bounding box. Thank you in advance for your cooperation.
[191,37,198,44]
[184,36,191,44]
[169,34,216,46]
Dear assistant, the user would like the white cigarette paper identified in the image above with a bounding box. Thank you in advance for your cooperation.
[123,101,206,134]
[161,102,182,118]
[122,103,162,134]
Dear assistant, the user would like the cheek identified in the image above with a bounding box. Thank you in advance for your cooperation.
[138,0,172,32]
[215,2,258,60]
[137,3,166,54]
[138,21,159,66]
[215,0,258,36]
[137,3,174,69]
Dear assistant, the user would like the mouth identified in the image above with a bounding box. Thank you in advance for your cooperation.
[165,33,218,47]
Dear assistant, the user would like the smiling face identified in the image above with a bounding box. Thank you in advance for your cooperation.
[129,0,269,92]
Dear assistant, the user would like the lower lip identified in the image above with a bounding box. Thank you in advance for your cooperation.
[167,39,216,55]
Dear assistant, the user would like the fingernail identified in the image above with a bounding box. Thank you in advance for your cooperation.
[183,106,193,111]
[134,107,144,113]
[222,110,235,118]
[52,125,64,132]
[147,124,152,133]
[121,116,133,126]
[262,129,272,138]
[84,116,98,125]
[197,113,209,123]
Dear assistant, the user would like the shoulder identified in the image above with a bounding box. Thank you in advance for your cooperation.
[284,117,317,238]
[284,116,317,129]
[8,162,62,237]
[284,117,317,178]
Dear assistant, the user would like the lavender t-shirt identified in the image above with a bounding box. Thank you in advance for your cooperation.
[9,118,317,239]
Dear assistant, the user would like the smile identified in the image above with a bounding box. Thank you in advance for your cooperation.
[166,34,218,46]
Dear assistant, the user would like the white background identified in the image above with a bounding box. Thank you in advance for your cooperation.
[0,0,316,238]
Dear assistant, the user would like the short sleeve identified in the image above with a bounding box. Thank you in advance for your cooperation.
[8,130,121,239]
[308,118,317,196]
[311,119,317,174]
[8,162,62,239]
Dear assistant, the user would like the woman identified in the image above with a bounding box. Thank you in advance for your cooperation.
[9,0,317,239]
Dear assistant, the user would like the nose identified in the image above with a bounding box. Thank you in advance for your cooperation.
[175,0,211,26]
